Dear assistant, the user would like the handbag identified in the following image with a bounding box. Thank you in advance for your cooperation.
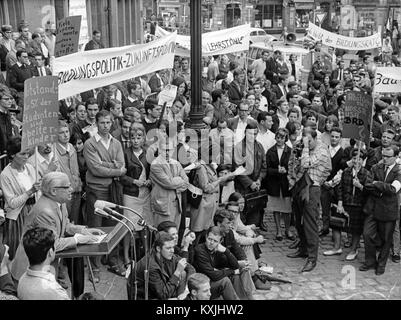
[187,168,203,209]
[329,205,349,229]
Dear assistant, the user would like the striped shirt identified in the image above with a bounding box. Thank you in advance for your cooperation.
[301,142,332,186]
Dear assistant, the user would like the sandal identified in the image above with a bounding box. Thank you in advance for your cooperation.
[108,264,126,277]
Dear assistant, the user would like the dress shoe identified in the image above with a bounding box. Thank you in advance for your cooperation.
[287,250,308,258]
[359,263,376,272]
[252,276,271,290]
[288,239,300,249]
[375,267,385,276]
[392,254,400,263]
[345,250,359,261]
[323,248,343,256]
[285,231,296,241]
[318,229,329,237]
[301,260,316,273]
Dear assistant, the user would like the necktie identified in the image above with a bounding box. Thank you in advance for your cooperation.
[39,68,43,76]
[339,69,343,81]
[219,134,225,165]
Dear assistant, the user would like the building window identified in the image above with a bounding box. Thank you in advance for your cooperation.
[202,3,213,30]
[357,10,376,36]
[255,4,282,29]
[226,4,241,28]
[295,9,310,28]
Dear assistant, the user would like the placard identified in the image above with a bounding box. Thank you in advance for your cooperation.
[55,15,82,58]
[342,91,373,147]
[21,76,59,150]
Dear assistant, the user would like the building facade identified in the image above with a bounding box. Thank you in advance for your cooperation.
[0,0,144,48]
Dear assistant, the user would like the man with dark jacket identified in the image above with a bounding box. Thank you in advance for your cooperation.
[264,50,281,85]
[193,226,242,300]
[366,129,396,171]
[7,49,34,93]
[360,146,401,275]
[128,232,195,300]
[227,69,245,107]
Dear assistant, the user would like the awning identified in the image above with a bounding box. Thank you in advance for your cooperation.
[295,0,314,9]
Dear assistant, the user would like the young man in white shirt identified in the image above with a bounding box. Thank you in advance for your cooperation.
[256,111,275,154]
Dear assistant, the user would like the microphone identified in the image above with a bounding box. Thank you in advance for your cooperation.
[94,200,118,210]
[137,220,158,232]
[94,208,112,219]
[103,207,157,232]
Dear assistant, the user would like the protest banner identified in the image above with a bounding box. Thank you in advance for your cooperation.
[158,84,177,107]
[55,15,82,58]
[375,67,401,93]
[307,22,381,50]
[342,91,373,147]
[54,32,177,100]
[155,24,251,56]
[21,76,59,151]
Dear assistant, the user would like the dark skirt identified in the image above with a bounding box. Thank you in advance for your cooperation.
[345,205,364,236]
[4,204,33,261]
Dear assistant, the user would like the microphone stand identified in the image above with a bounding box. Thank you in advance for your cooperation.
[107,206,152,301]
[104,209,139,301]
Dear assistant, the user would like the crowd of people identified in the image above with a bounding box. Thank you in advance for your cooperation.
[0,18,401,301]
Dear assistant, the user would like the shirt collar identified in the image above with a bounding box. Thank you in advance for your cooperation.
[329,144,341,153]
[37,151,53,164]
[26,265,56,280]
[57,142,71,154]
[94,132,111,143]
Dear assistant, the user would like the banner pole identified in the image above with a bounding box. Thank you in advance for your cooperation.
[352,141,362,197]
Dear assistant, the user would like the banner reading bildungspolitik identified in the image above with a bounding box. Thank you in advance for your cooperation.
[54,32,177,100]
[155,24,251,57]
[307,22,381,50]
[375,67,401,93]
[342,91,373,147]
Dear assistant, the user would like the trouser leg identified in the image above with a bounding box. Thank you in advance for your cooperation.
[377,220,396,269]
[302,186,320,262]
[363,214,380,266]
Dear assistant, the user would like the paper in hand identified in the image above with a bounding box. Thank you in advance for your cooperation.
[232,166,246,176]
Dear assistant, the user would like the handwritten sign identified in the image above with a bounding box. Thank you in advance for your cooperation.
[21,76,59,150]
[55,15,82,58]
[158,85,177,107]
[375,67,401,93]
[342,91,373,147]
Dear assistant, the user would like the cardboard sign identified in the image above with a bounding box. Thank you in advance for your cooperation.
[21,76,59,150]
[54,32,177,100]
[55,15,82,58]
[342,91,373,147]
[375,67,401,93]
[158,85,177,107]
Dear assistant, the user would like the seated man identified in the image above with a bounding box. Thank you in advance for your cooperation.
[184,273,211,300]
[127,232,195,300]
[193,226,254,300]
[157,221,195,263]
[17,227,70,300]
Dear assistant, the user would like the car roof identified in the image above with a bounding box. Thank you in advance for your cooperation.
[250,27,266,32]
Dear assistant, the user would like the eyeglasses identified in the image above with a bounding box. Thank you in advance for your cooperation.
[206,237,220,244]
[54,185,71,189]
[382,154,394,158]
[239,109,248,112]
[1,97,12,101]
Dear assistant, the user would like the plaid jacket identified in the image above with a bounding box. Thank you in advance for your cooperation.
[335,167,373,207]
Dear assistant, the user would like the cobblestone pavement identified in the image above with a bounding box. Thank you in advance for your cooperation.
[67,214,401,300]
[253,214,401,300]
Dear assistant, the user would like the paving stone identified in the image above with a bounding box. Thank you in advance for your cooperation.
[321,281,337,288]
[308,282,323,290]
[270,286,281,292]
[279,291,293,299]
[264,292,279,300]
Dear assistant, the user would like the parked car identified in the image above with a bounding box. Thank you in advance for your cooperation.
[250,28,277,45]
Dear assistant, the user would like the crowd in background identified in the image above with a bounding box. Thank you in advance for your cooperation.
[0,17,401,300]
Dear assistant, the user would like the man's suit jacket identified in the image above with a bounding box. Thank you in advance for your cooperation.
[227,81,243,107]
[264,57,278,84]
[227,116,257,132]
[271,84,286,101]
[331,68,344,81]
[365,163,401,221]
[326,147,347,182]
[10,196,84,280]
[261,88,277,111]
[7,63,34,92]
[234,139,267,194]
[32,66,52,77]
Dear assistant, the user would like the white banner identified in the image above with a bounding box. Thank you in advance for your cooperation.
[54,33,177,100]
[155,24,251,56]
[375,67,401,93]
[307,22,382,50]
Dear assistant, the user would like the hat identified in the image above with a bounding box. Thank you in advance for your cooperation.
[374,99,388,111]
[1,25,12,32]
